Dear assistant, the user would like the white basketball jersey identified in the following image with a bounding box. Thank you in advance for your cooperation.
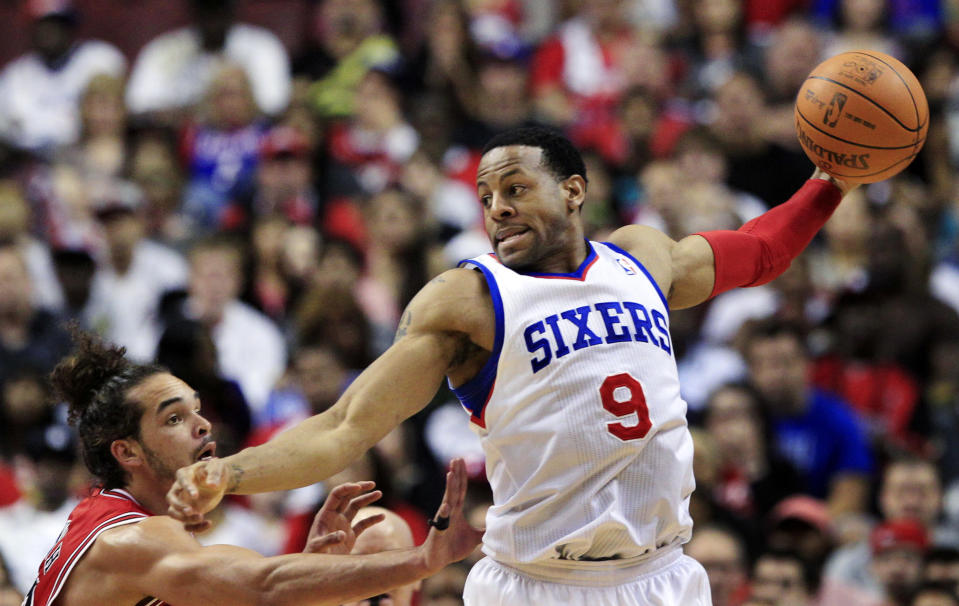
[453,241,695,568]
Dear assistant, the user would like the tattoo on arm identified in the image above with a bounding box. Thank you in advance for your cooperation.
[394,310,412,342]
[227,464,244,493]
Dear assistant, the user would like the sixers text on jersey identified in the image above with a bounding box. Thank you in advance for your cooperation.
[524,300,672,373]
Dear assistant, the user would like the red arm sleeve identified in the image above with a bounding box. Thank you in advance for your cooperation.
[695,178,842,299]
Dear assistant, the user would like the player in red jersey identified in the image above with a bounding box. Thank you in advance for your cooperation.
[22,331,481,606]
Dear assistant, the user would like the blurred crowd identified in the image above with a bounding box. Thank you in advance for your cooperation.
[1,0,959,604]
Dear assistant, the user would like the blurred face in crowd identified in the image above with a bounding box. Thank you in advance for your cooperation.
[31,15,74,63]
[294,345,347,414]
[477,145,586,273]
[694,0,741,35]
[824,189,870,253]
[840,0,886,31]
[872,547,925,604]
[686,528,746,606]
[746,333,809,415]
[714,73,765,134]
[189,247,242,323]
[0,182,30,240]
[639,161,685,239]
[131,139,183,216]
[98,209,144,259]
[252,216,289,266]
[316,0,380,56]
[678,183,739,234]
[53,250,96,311]
[367,190,421,253]
[281,226,319,284]
[4,374,48,426]
[257,153,312,203]
[677,142,726,186]
[706,386,764,468]
[316,241,362,290]
[477,60,528,120]
[764,20,821,98]
[585,0,628,32]
[880,461,942,527]
[766,518,833,568]
[81,75,126,139]
[207,65,257,129]
[0,247,32,317]
[192,0,235,50]
[355,71,402,131]
[751,555,811,606]
[620,90,657,142]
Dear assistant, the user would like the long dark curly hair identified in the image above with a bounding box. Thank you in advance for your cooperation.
[50,330,165,489]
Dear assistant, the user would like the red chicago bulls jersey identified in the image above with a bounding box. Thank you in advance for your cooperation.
[22,488,170,606]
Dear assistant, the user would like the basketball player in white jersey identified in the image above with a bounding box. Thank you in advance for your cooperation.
[167,127,856,605]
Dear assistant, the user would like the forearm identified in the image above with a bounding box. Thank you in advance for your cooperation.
[695,176,844,298]
[257,549,432,606]
[224,334,451,495]
[152,544,434,606]
[222,408,362,494]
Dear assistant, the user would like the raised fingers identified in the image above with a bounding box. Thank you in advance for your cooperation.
[446,457,467,513]
[324,481,377,513]
[343,489,382,520]
[351,512,386,538]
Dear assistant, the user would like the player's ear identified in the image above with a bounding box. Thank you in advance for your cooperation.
[110,439,143,468]
[562,175,586,213]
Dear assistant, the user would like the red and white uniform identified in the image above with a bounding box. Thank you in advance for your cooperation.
[454,241,710,605]
[22,488,168,606]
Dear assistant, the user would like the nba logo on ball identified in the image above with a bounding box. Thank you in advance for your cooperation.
[794,50,928,184]
[838,57,882,85]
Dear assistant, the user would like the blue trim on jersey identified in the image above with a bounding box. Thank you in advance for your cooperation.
[601,241,670,310]
[524,241,597,280]
[451,258,505,424]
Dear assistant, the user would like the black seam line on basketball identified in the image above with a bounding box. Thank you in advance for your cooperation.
[854,51,923,131]
[796,109,925,150]
[815,151,918,179]
[806,75,925,133]
[853,50,924,152]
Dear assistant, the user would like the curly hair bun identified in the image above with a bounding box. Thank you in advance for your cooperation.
[50,329,133,424]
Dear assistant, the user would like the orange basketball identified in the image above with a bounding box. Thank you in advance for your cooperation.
[794,50,928,184]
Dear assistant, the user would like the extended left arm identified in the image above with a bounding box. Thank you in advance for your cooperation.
[615,169,854,309]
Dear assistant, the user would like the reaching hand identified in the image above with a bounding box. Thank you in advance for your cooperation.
[304,481,384,555]
[166,458,232,532]
[811,167,858,197]
[420,458,485,573]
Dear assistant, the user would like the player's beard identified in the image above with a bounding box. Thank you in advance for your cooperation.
[140,442,178,484]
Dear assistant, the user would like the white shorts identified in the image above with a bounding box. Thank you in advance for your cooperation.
[463,547,712,606]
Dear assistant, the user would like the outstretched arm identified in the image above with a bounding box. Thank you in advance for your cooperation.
[611,169,856,309]
[94,460,482,606]
[167,268,492,525]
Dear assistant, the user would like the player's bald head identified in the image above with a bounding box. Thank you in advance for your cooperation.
[351,506,415,554]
